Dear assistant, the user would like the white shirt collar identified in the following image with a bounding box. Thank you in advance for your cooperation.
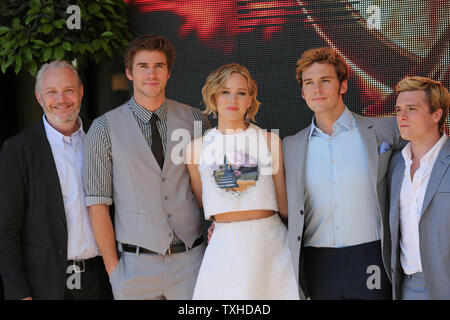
[402,134,448,169]
[43,114,84,148]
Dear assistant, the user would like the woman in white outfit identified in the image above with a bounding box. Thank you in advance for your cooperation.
[186,63,299,300]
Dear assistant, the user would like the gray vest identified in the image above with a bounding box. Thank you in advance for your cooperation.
[107,99,202,254]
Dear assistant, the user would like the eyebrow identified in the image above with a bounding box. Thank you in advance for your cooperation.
[221,86,248,90]
[303,76,333,81]
[395,104,419,107]
[135,62,166,67]
[45,85,76,91]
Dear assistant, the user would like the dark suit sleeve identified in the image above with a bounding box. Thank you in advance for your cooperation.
[0,142,31,299]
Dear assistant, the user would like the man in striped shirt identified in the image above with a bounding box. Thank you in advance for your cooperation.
[82,35,210,299]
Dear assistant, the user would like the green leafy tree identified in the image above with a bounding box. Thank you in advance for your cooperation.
[0,0,131,76]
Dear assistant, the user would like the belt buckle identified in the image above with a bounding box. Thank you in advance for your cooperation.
[73,260,85,273]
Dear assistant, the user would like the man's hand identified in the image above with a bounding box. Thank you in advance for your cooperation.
[106,258,119,277]
[22,297,32,300]
[207,222,215,243]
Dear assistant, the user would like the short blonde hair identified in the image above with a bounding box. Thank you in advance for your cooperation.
[396,76,449,133]
[202,63,260,122]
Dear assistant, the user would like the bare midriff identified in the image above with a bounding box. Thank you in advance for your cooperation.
[213,210,276,223]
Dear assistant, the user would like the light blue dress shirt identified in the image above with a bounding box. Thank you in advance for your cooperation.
[303,107,381,248]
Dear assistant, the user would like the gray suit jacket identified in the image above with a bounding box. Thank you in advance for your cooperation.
[386,138,450,299]
[283,113,403,299]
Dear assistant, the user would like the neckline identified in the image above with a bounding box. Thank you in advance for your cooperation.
[215,123,254,136]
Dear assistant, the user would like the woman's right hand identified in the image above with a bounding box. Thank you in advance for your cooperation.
[207,222,215,243]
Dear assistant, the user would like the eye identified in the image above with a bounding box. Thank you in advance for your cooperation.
[221,90,230,94]
[238,91,247,96]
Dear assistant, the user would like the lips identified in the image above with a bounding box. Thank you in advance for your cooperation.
[54,104,72,110]
[226,106,239,111]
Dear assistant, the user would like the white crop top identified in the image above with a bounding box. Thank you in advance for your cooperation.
[198,124,279,220]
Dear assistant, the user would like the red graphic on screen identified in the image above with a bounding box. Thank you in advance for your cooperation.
[125,0,298,53]
[126,0,449,133]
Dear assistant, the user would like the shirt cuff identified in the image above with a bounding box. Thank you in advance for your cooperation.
[85,196,113,207]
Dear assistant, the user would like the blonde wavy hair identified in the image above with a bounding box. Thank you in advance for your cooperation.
[396,76,449,133]
[202,63,260,122]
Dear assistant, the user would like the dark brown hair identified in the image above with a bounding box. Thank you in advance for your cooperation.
[124,35,175,72]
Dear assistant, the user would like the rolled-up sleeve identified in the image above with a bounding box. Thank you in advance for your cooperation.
[82,116,114,206]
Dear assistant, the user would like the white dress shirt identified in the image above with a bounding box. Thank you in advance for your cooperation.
[43,115,100,260]
[399,134,448,275]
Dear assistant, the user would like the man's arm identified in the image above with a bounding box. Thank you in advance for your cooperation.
[88,205,118,276]
[0,142,31,299]
[82,116,117,275]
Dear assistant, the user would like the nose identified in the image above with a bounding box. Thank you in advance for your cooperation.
[397,108,408,120]
[55,91,66,102]
[397,110,408,122]
[147,66,157,76]
[312,82,322,93]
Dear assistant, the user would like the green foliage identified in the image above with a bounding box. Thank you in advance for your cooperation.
[0,0,131,76]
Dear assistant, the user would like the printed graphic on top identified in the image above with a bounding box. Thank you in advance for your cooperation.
[213,152,259,194]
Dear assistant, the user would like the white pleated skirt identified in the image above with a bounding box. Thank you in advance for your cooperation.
[193,214,300,300]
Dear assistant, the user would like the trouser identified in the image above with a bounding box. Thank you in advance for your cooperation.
[63,256,113,300]
[0,275,4,300]
[401,272,430,300]
[303,240,392,300]
[109,242,205,300]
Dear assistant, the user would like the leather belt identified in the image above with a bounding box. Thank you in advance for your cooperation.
[122,236,203,255]
[67,256,102,273]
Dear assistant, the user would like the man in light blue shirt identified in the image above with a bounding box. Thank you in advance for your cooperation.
[304,107,381,248]
[283,47,404,299]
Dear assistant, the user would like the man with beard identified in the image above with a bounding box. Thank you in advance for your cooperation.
[0,61,112,300]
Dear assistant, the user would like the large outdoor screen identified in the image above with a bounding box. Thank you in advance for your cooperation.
[125,0,449,137]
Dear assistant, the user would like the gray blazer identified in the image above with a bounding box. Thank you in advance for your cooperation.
[283,113,403,299]
[386,138,450,299]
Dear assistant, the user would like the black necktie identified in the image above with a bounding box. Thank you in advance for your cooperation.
[150,113,164,169]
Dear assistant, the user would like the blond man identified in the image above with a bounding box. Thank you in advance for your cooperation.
[386,76,450,299]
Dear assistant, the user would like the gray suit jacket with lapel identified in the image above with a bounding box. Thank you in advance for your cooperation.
[283,113,403,299]
[387,138,450,299]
